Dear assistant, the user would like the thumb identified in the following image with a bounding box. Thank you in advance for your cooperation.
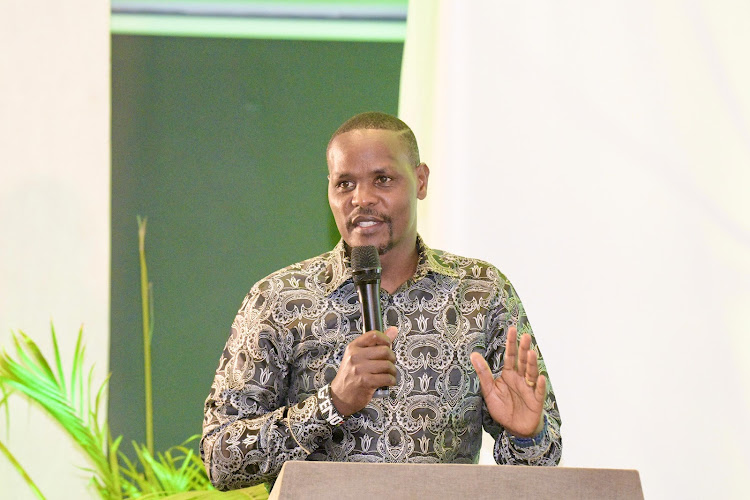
[470,351,495,399]
[384,326,398,344]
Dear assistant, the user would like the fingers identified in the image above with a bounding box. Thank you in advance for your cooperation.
[470,352,495,399]
[357,357,398,376]
[517,331,530,375]
[524,345,539,387]
[332,332,398,415]
[346,343,395,364]
[357,327,396,348]
[517,332,533,381]
[534,374,547,400]
[503,326,518,372]
[366,359,398,385]
[384,326,398,343]
[368,372,398,388]
[504,328,542,391]
[343,356,396,385]
[358,332,391,346]
[349,327,397,363]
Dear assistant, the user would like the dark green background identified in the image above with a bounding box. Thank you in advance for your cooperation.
[110,34,403,453]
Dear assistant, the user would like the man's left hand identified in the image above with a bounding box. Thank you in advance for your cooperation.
[470,326,546,438]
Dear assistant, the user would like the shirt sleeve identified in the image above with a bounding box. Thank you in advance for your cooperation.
[200,282,336,490]
[481,272,563,466]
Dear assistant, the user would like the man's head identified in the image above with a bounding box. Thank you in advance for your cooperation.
[327,112,429,261]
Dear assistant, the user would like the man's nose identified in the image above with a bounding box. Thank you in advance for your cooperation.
[352,184,376,207]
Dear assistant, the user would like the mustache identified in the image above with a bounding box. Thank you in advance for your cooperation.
[346,208,392,231]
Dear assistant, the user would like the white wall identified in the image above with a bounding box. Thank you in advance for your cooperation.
[0,1,110,498]
[401,1,750,498]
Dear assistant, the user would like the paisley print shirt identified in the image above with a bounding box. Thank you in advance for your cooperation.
[201,237,562,490]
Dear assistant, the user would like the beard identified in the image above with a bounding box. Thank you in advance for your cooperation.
[346,208,394,255]
[375,226,395,255]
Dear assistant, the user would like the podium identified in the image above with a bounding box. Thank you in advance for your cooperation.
[266,462,643,499]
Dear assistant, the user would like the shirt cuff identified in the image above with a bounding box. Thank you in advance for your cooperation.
[508,413,548,449]
[285,385,345,454]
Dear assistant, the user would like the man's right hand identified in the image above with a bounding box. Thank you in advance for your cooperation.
[329,326,398,416]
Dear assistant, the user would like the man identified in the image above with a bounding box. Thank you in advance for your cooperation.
[201,112,562,490]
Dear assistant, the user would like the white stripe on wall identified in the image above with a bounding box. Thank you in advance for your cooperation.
[0,1,111,498]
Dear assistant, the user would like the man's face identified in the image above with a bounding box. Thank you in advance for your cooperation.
[327,128,428,258]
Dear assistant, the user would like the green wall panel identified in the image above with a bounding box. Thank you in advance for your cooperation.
[110,34,403,454]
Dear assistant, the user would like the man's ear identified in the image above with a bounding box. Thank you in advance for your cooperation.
[416,163,430,200]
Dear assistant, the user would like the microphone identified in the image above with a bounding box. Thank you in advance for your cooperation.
[351,245,389,398]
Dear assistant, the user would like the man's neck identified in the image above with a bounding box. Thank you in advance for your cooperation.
[379,240,419,294]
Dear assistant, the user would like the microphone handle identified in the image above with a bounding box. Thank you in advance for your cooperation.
[359,281,383,332]
[356,280,389,398]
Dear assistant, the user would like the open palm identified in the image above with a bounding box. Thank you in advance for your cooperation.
[470,326,546,438]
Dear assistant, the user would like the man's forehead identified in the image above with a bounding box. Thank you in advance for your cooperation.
[327,149,401,177]
[328,164,393,178]
[328,129,409,161]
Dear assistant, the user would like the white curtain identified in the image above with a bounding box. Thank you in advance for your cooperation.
[400,1,750,498]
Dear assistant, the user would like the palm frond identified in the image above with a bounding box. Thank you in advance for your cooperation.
[51,322,67,400]
[70,326,86,416]
[0,438,46,500]
[1,295,219,499]
[109,434,124,498]
[117,436,214,498]
[1,384,12,437]
[0,328,118,497]
[158,488,268,500]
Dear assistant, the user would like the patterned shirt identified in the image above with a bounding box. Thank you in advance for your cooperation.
[201,237,562,490]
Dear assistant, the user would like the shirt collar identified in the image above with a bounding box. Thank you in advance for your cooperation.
[324,235,458,295]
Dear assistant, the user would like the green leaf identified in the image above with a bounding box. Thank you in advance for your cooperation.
[159,484,269,500]
[0,438,46,499]
[1,314,216,498]
[0,385,11,437]
[0,327,117,496]
[70,327,85,416]
[51,322,67,399]
[15,330,59,388]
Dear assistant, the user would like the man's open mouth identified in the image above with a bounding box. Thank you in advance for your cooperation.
[348,213,389,230]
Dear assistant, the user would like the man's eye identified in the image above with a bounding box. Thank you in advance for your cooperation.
[337,181,354,190]
[376,176,392,184]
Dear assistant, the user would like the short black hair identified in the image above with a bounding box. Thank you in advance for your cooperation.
[328,111,421,166]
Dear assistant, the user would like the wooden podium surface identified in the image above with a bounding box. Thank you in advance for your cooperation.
[266,461,644,499]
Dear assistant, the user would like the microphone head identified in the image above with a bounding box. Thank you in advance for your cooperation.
[351,245,382,284]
